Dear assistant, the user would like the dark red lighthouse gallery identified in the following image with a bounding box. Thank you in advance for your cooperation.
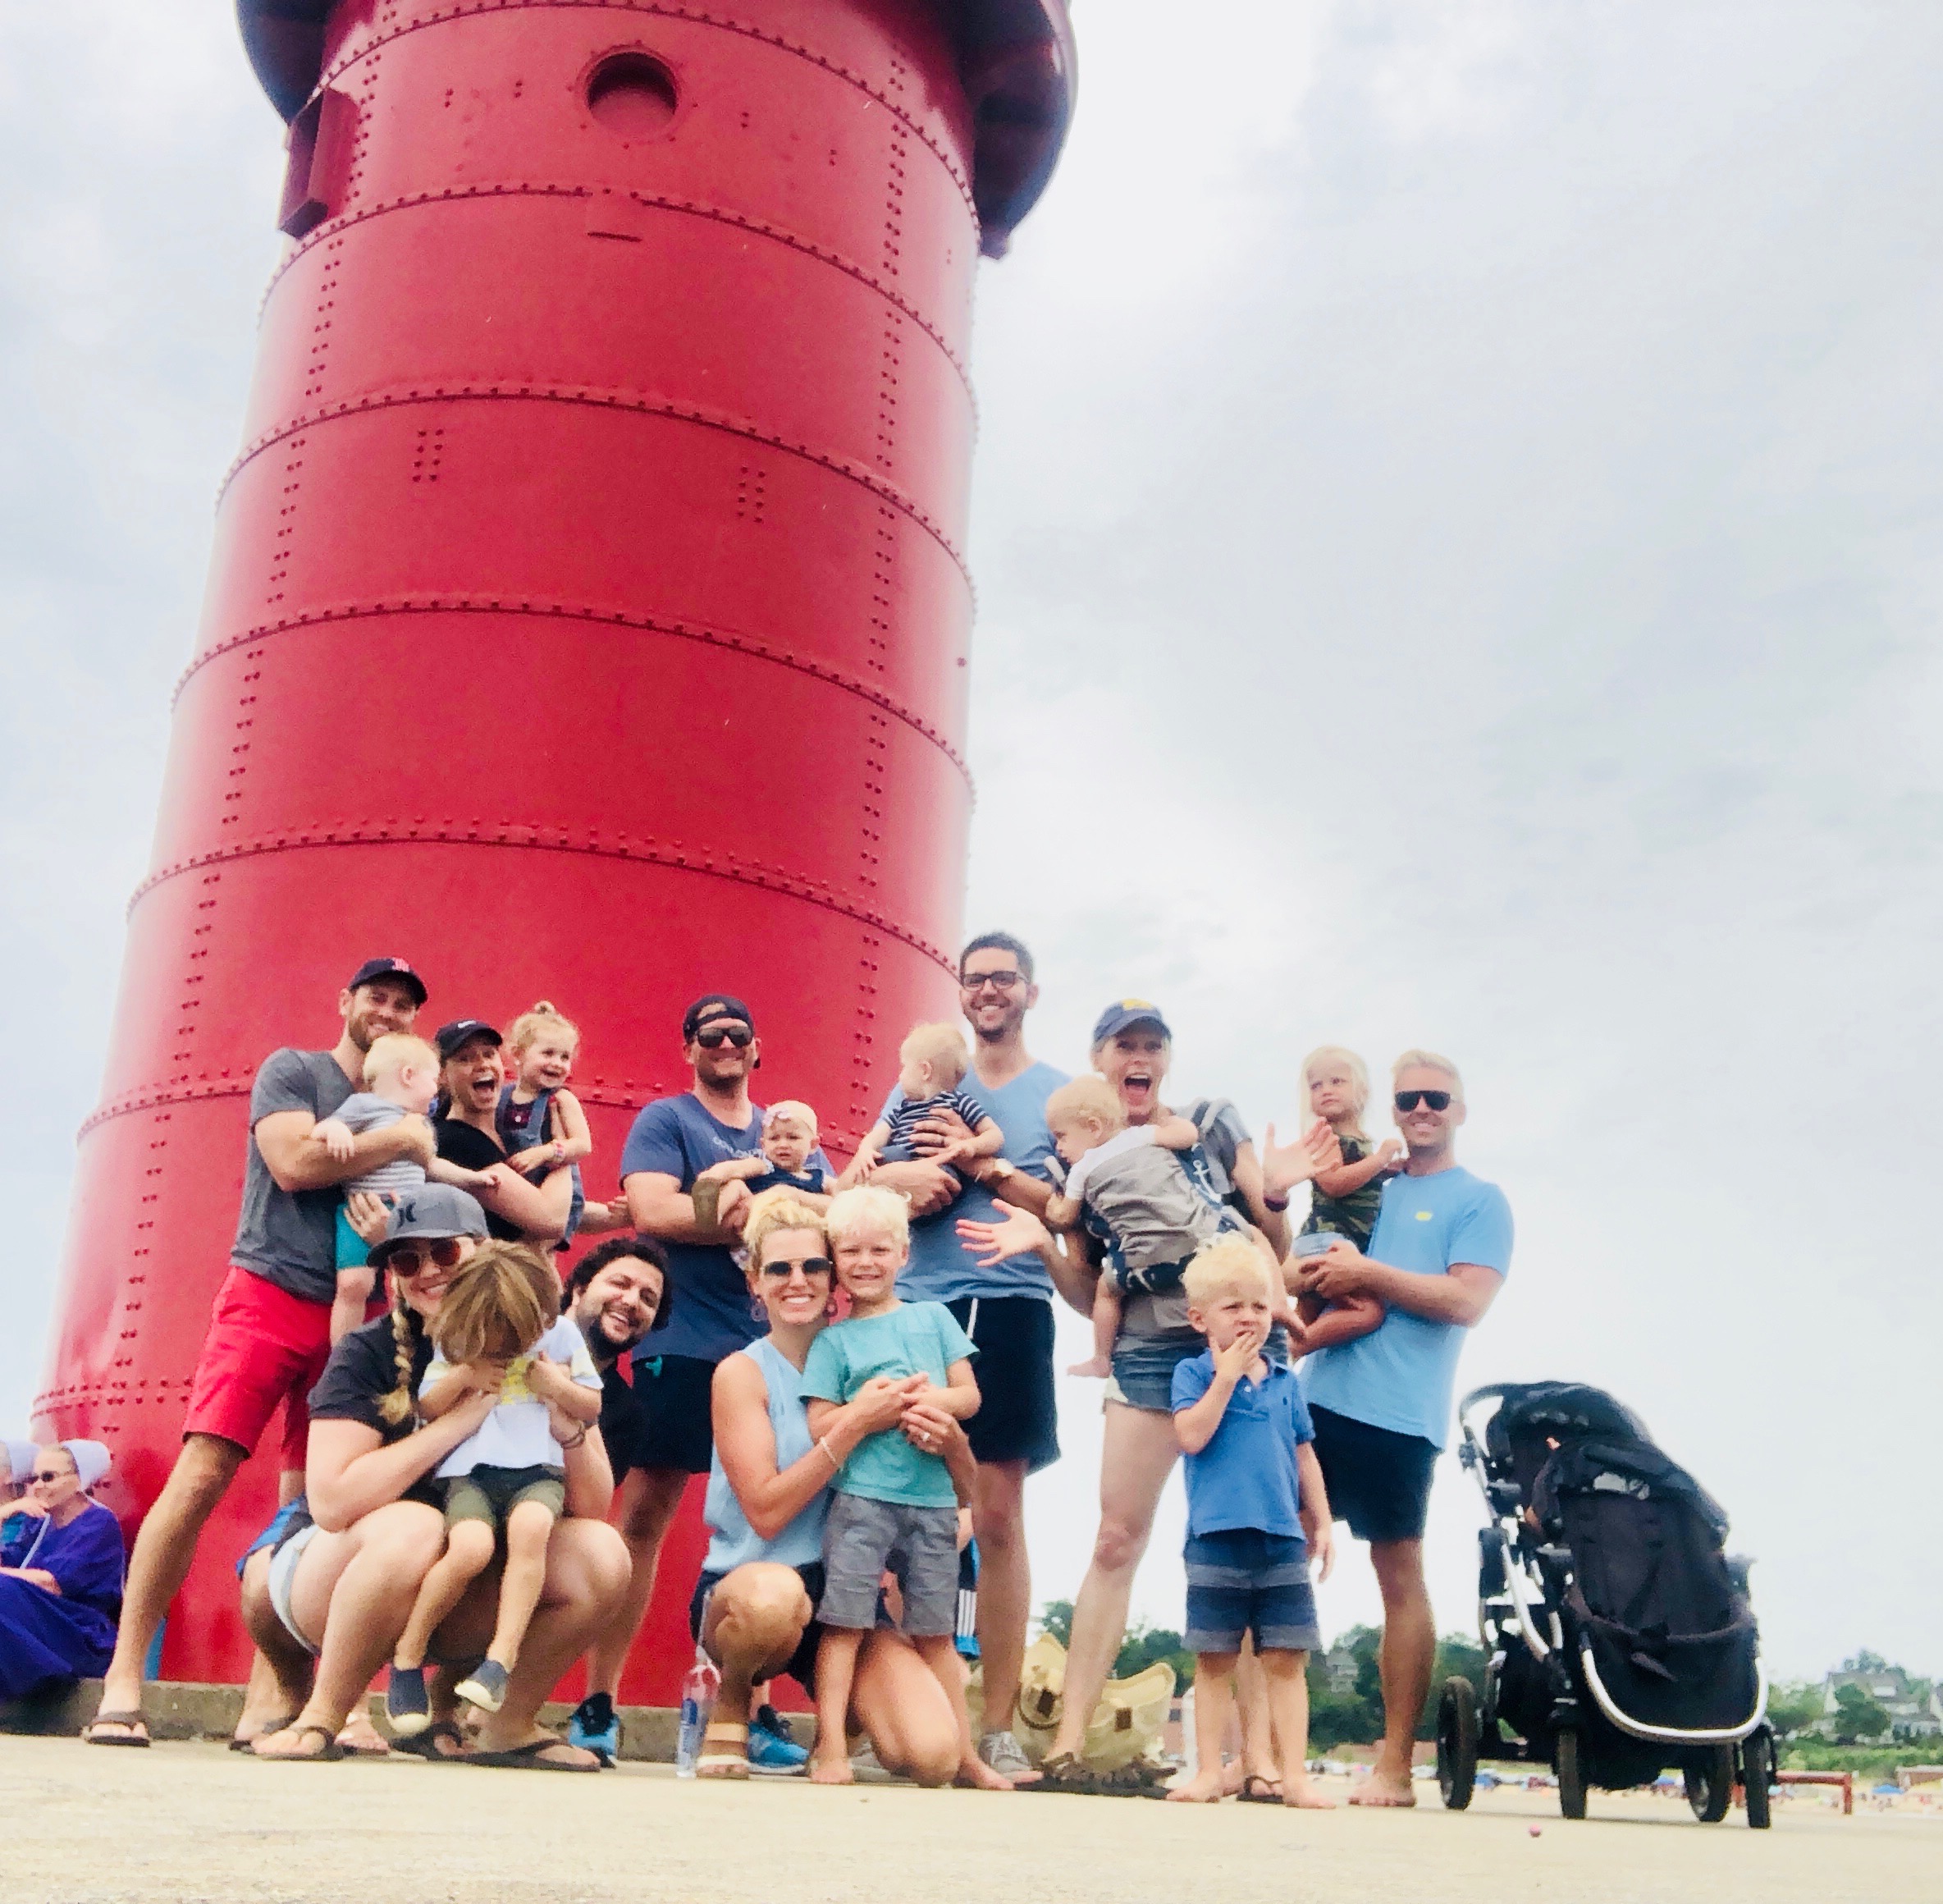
[34,0,1075,1698]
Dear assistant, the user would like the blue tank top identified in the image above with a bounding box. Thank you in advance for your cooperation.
[701,1335,829,1573]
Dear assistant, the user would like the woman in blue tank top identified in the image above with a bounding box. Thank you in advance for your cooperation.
[687,1192,971,1782]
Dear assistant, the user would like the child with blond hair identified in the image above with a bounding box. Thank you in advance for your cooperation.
[839,1023,1004,1196]
[496,1001,593,1245]
[1044,1076,1296,1379]
[1167,1234,1334,1808]
[310,1032,496,1344]
[385,1240,602,1735]
[694,1099,834,1206]
[1298,1046,1401,1252]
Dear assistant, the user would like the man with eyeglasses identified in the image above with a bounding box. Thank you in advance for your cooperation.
[1295,1049,1513,1809]
[592,995,830,1771]
[869,931,1078,1781]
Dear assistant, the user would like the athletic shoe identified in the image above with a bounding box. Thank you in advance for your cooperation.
[386,1665,430,1737]
[978,1728,1036,1778]
[747,1717,810,1776]
[454,1659,510,1714]
[752,1705,797,1747]
[566,1693,619,1766]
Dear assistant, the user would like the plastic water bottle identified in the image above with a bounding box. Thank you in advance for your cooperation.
[675,1644,720,1778]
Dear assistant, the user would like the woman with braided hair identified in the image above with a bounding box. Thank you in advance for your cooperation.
[239,1186,628,1768]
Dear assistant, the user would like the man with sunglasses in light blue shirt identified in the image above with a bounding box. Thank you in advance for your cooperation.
[1296,1049,1511,1811]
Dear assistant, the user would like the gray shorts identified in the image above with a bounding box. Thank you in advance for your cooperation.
[819,1491,959,1637]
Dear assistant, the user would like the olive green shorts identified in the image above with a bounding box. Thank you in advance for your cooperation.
[441,1463,565,1531]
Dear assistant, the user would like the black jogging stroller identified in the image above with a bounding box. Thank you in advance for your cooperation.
[1437,1381,1774,1826]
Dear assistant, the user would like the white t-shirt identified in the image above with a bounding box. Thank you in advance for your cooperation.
[423,1316,600,1477]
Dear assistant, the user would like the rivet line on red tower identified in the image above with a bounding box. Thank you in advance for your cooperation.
[258,181,977,403]
[124,828,958,965]
[317,0,979,220]
[215,383,972,577]
[170,602,973,786]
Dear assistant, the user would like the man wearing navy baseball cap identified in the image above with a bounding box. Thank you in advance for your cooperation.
[87,958,434,1748]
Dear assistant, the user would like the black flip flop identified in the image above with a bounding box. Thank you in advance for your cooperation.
[468,1737,601,1773]
[391,1721,473,1763]
[230,1715,299,1752]
[83,1711,151,1749]
[1238,1774,1284,1804]
[251,1723,345,1763]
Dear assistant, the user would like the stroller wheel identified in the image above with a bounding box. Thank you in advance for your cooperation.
[1685,1744,1735,1823]
[1436,1677,1479,1810]
[1556,1727,1588,1819]
[1740,1731,1773,1829]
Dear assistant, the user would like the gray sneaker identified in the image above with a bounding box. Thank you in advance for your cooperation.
[979,1729,1036,1778]
[453,1659,509,1714]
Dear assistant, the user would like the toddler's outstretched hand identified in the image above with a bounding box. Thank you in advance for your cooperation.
[313,1116,356,1161]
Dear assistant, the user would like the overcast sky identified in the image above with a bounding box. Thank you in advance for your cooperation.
[3,3,1938,1683]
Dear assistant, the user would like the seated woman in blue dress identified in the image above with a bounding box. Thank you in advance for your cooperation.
[0,1439,126,1702]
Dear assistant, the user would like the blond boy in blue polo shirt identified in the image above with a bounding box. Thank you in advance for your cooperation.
[1168,1235,1336,1808]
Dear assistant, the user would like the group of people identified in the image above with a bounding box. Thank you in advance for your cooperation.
[11,932,1511,1806]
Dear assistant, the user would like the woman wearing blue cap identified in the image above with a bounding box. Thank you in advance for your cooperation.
[962,1000,1333,1796]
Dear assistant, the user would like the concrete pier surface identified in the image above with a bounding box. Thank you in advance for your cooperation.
[3,1735,1932,1904]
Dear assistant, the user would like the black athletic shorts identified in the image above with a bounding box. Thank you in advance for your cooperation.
[1309,1403,1439,1544]
[626,1352,718,1476]
[690,1561,827,1697]
[945,1293,1059,1474]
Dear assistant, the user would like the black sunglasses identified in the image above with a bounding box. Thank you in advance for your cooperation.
[1395,1089,1452,1113]
[695,1023,753,1049]
[760,1256,833,1280]
[383,1236,468,1276]
[32,1470,69,1484]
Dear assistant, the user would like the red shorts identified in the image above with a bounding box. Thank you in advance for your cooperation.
[183,1265,335,1470]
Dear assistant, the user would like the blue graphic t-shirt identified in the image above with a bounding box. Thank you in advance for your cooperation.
[889,1060,1068,1303]
[619,1092,830,1364]
[1300,1165,1513,1449]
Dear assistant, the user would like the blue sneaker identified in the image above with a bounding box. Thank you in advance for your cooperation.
[566,1692,619,1767]
[747,1714,810,1776]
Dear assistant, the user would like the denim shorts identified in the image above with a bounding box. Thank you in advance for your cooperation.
[1183,1528,1320,1655]
[1108,1325,1293,1414]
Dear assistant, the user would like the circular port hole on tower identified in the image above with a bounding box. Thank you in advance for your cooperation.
[587,54,678,137]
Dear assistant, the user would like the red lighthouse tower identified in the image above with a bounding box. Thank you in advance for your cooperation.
[34,0,1073,1696]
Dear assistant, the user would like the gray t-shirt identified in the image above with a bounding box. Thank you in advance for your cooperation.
[231,1048,357,1304]
[1068,1128,1232,1276]
[333,1093,428,1197]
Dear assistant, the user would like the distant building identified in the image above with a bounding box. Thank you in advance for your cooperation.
[1817,1667,1941,1740]
[1320,1640,1360,1696]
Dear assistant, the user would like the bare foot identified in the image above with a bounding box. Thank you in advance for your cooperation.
[1350,1769,1416,1807]
[808,1753,856,1785]
[1166,1768,1227,1803]
[336,1709,391,1756]
[1066,1356,1113,1378]
[954,1755,1016,1792]
[1282,1775,1337,1809]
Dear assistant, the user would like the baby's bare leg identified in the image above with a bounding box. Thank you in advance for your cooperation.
[1068,1278,1120,1378]
[810,1628,865,1784]
[330,1265,374,1348]
[485,1500,557,1668]
[394,1521,495,1670]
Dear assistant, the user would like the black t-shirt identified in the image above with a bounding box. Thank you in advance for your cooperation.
[275,1310,441,1549]
[308,1308,437,1443]
[434,1117,520,1241]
